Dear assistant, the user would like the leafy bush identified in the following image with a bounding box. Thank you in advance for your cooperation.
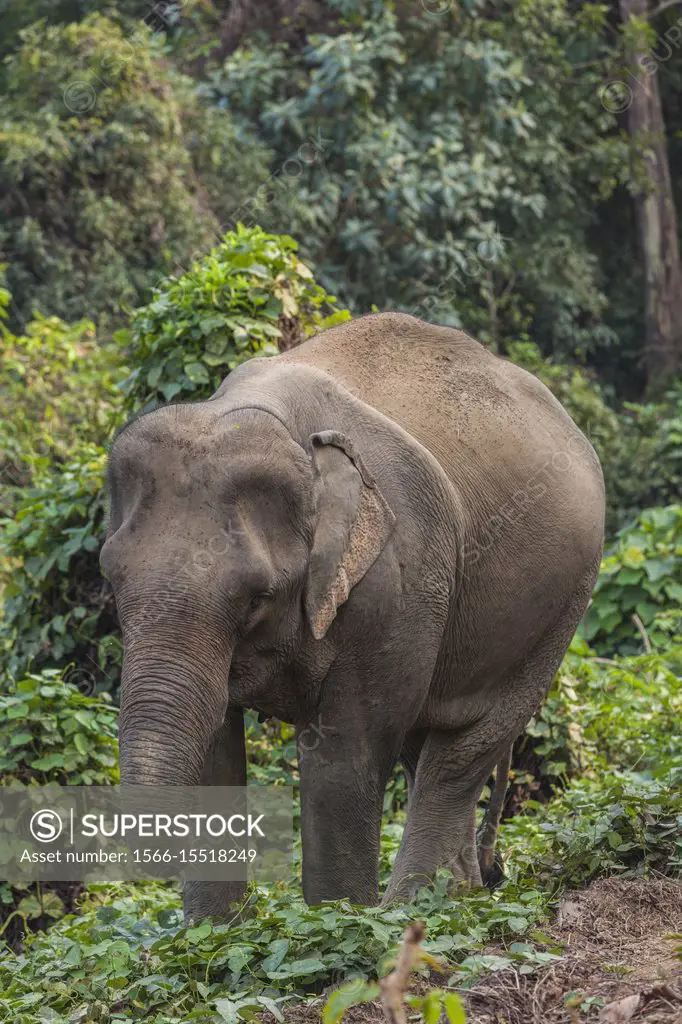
[504,763,682,886]
[0,875,552,1022]
[0,668,118,944]
[0,446,118,689]
[0,668,118,785]
[504,638,682,888]
[0,294,125,686]
[0,309,125,510]
[583,505,682,654]
[617,385,682,512]
[521,634,682,790]
[208,0,627,378]
[119,225,349,409]
[0,15,271,329]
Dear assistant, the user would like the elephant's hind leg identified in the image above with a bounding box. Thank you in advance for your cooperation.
[399,728,428,804]
[383,565,600,904]
[382,718,508,903]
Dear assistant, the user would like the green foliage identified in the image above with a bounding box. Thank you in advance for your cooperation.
[522,631,682,784]
[323,980,381,1024]
[322,936,467,1024]
[617,386,682,512]
[0,445,118,688]
[0,668,119,945]
[505,634,682,883]
[0,668,118,785]
[209,0,627,376]
[0,15,271,329]
[0,0,145,68]
[119,225,350,408]
[504,766,682,887]
[324,978,467,1024]
[0,876,553,1022]
[0,287,124,687]
[583,506,682,654]
[245,715,298,788]
[0,309,124,508]
[406,990,466,1024]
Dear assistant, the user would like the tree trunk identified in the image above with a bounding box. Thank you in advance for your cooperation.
[619,0,682,392]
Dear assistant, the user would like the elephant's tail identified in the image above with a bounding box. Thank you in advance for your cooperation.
[477,744,513,885]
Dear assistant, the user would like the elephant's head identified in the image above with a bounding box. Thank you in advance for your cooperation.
[101,401,395,786]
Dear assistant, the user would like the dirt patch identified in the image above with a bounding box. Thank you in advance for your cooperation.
[465,876,682,1024]
[268,877,682,1024]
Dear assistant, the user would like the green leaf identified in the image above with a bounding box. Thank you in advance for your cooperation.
[215,999,240,1024]
[9,731,33,746]
[184,361,211,385]
[270,958,327,979]
[644,557,676,583]
[161,381,184,401]
[443,993,467,1024]
[323,981,380,1024]
[260,938,290,972]
[185,920,213,943]
[17,895,43,918]
[422,991,442,1024]
[72,732,89,755]
[29,754,65,770]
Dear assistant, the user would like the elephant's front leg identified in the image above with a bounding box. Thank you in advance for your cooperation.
[297,713,397,905]
[183,706,247,923]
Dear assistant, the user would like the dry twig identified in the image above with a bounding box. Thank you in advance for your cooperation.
[379,921,426,1024]
[632,612,653,654]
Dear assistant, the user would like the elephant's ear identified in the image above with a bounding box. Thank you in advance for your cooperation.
[304,430,396,641]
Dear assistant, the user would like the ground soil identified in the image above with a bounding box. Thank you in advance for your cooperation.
[270,877,682,1024]
[463,877,682,1024]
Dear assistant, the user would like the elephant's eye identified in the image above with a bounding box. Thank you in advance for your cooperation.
[238,593,272,638]
[246,593,271,621]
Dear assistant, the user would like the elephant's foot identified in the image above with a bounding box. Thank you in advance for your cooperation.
[182,880,248,926]
[477,836,506,889]
[445,841,483,890]
[381,870,433,906]
[382,837,482,905]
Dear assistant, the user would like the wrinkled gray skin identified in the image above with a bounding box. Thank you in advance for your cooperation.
[101,313,605,922]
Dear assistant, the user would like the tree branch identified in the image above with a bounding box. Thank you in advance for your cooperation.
[648,0,682,19]
[632,612,653,653]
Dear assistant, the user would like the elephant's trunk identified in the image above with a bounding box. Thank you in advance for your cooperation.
[118,640,232,787]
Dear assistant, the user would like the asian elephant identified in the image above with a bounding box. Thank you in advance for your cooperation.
[101,312,604,922]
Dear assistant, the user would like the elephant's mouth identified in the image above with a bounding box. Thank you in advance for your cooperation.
[228,660,299,723]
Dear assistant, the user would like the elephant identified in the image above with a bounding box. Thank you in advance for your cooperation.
[100,312,604,922]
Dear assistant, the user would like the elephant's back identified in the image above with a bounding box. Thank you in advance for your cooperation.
[279,312,499,445]
[280,311,605,568]
[280,312,597,481]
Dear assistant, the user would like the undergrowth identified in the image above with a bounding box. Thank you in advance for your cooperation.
[0,640,680,1023]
